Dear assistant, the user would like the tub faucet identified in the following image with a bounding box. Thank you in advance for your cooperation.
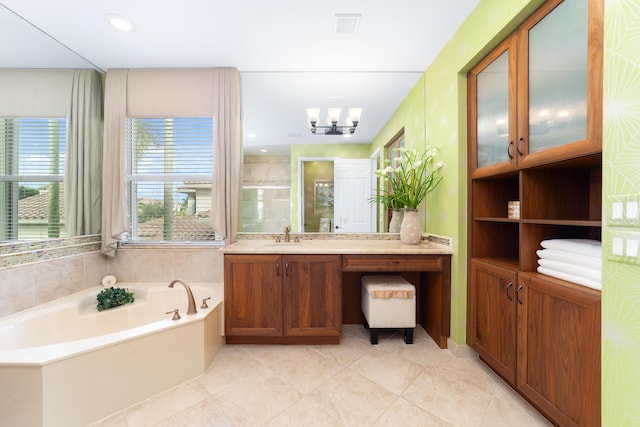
[168,279,197,315]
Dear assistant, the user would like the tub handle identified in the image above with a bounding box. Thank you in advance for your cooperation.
[201,297,211,309]
[166,309,181,320]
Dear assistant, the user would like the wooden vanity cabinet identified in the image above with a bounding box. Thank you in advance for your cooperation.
[224,254,341,344]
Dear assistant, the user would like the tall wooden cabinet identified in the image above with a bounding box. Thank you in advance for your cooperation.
[467,0,603,425]
[224,254,342,344]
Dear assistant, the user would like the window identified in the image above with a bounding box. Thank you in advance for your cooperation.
[125,117,221,242]
[0,118,67,241]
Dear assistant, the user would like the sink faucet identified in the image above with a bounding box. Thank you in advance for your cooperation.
[168,279,197,315]
[284,226,291,243]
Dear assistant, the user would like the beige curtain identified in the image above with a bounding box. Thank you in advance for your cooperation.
[211,68,242,244]
[101,68,242,253]
[65,69,103,236]
[101,70,129,256]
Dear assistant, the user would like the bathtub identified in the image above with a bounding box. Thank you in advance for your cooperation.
[0,282,224,427]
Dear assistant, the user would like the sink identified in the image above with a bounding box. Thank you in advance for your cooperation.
[263,242,303,247]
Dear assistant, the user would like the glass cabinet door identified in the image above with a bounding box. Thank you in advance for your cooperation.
[527,0,588,154]
[469,35,517,177]
[477,51,510,168]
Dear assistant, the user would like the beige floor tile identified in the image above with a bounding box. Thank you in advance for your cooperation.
[197,345,262,395]
[481,382,553,427]
[151,395,257,427]
[308,368,398,426]
[402,366,493,427]
[87,411,129,427]
[123,380,210,427]
[264,395,344,427]
[374,397,454,427]
[207,361,303,424]
[350,346,424,394]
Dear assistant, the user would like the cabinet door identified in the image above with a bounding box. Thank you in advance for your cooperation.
[517,273,601,427]
[468,34,518,178]
[517,0,602,168]
[469,259,518,384]
[283,254,342,337]
[224,254,283,337]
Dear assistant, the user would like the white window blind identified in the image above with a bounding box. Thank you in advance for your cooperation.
[125,117,221,242]
[0,117,67,241]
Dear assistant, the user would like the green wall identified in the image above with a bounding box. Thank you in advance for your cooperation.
[372,0,545,346]
[374,0,640,424]
[602,0,640,424]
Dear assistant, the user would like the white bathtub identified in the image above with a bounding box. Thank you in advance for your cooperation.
[0,282,224,427]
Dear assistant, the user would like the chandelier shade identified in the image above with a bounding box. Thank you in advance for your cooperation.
[307,107,362,135]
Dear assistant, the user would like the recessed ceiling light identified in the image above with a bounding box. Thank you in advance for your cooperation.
[106,14,135,32]
[333,13,361,35]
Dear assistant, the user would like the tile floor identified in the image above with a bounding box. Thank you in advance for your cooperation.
[90,325,552,427]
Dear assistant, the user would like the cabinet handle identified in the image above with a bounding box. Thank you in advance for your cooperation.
[506,282,513,301]
[516,137,524,156]
[516,285,524,305]
[276,263,280,277]
[285,262,289,276]
[385,261,400,265]
[507,141,514,160]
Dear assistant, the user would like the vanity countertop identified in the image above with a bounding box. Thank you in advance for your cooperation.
[219,238,453,255]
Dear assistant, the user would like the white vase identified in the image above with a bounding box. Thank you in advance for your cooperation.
[400,209,421,244]
[388,209,404,233]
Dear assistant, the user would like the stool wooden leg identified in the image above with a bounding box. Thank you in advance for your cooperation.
[404,328,414,344]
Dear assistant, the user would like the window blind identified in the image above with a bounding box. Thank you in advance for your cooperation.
[125,117,220,242]
[0,117,67,241]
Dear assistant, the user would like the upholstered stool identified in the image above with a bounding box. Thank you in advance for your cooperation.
[361,275,416,345]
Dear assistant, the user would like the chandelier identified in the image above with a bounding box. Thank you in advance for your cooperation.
[306,108,362,135]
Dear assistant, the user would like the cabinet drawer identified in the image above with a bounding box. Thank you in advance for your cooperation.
[342,255,443,272]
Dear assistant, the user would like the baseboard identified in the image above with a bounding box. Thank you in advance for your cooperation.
[446,338,475,358]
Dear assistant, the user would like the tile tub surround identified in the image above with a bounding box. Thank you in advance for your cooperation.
[0,250,108,317]
[0,282,224,427]
[90,325,552,427]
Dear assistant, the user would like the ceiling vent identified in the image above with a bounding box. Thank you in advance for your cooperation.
[333,13,361,35]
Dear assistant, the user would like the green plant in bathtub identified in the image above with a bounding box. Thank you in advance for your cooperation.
[96,287,135,311]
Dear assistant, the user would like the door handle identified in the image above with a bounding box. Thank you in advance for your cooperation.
[506,282,513,301]
[516,285,524,305]
[516,137,524,156]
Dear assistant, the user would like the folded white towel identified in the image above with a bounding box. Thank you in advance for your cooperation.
[537,266,601,290]
[536,249,602,269]
[538,258,601,281]
[540,239,602,258]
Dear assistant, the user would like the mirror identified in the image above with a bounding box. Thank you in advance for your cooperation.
[239,71,423,234]
[0,7,99,246]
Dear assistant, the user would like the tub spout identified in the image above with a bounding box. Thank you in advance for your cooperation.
[168,279,197,315]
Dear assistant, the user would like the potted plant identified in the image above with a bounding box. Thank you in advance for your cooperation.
[374,145,444,243]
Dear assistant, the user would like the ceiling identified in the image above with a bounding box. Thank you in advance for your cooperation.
[0,0,479,155]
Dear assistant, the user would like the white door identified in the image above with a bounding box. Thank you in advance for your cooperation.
[334,159,372,232]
